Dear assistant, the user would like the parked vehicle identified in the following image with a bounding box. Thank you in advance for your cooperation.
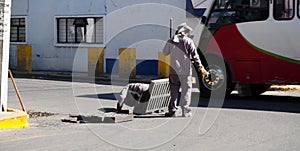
[196,0,300,97]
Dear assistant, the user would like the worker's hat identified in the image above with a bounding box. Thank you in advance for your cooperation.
[177,22,193,33]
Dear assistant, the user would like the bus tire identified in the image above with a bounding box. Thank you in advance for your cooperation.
[198,55,235,98]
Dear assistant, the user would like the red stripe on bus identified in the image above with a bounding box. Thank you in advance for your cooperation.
[206,24,300,84]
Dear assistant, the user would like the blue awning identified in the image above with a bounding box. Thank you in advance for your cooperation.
[186,0,206,17]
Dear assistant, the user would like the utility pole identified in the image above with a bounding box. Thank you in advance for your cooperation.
[0,0,11,112]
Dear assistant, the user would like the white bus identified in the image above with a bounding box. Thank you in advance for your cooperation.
[195,0,300,97]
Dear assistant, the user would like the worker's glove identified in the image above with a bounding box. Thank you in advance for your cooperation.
[198,66,209,78]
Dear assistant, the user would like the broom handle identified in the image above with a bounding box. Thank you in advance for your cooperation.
[8,70,26,112]
[170,18,173,38]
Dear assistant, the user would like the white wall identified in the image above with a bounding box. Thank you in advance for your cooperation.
[105,0,186,60]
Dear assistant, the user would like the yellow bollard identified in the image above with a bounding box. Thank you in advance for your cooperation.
[17,45,32,72]
[119,48,136,78]
[158,52,170,78]
[88,48,104,77]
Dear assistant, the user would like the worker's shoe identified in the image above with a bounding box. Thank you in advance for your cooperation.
[182,111,192,117]
[165,108,178,117]
[165,111,176,117]
[182,107,192,117]
[116,103,123,113]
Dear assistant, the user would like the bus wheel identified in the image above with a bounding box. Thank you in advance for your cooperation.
[199,56,235,98]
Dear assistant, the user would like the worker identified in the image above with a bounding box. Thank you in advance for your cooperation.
[163,22,209,117]
[116,83,150,112]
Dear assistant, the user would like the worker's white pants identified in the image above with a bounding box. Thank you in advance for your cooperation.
[169,74,192,112]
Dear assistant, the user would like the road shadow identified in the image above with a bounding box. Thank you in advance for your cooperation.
[77,93,119,100]
[98,107,167,119]
[196,93,300,114]
[79,92,300,114]
[133,115,166,118]
[98,107,117,113]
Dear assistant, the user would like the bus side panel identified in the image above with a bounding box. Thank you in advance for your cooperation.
[206,24,300,84]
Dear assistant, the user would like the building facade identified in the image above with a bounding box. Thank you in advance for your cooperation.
[10,0,204,75]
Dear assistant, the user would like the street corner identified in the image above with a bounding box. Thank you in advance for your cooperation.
[0,108,28,129]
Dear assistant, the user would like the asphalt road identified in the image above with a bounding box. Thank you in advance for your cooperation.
[1,78,300,151]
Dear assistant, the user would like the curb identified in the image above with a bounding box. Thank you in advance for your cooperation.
[11,71,156,83]
[0,108,28,129]
[269,85,300,91]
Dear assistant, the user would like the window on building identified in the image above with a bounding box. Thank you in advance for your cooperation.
[10,18,26,43]
[57,17,104,44]
[274,0,294,20]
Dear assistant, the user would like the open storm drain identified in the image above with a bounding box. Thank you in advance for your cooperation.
[61,108,133,124]
[27,110,58,118]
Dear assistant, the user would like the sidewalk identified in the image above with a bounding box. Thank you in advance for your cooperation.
[11,70,158,83]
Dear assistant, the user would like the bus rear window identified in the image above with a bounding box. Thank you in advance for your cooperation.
[274,0,295,20]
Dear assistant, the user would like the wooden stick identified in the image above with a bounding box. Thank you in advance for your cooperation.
[170,18,173,38]
[8,70,26,112]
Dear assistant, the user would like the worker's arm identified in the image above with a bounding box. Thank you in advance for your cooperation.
[185,37,202,68]
[185,37,209,77]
